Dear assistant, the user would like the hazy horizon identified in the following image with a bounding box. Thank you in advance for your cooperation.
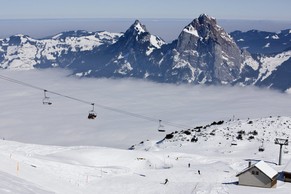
[1,0,289,42]
[0,18,290,42]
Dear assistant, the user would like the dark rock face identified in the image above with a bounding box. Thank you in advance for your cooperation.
[171,14,243,84]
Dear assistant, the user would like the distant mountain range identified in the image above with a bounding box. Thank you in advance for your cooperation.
[230,29,291,54]
[0,14,290,92]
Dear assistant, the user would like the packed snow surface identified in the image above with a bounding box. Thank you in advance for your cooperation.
[1,115,291,193]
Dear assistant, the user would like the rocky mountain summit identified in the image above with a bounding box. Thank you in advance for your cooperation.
[158,14,244,84]
[0,14,290,91]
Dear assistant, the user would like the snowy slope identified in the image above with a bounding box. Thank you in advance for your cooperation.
[0,171,53,194]
[0,70,291,193]
[133,116,291,156]
[257,50,291,82]
[1,116,291,194]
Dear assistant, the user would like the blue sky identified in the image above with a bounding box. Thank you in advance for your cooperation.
[1,0,291,20]
[0,0,290,40]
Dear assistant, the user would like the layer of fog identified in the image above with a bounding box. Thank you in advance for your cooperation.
[0,18,290,42]
[0,69,290,149]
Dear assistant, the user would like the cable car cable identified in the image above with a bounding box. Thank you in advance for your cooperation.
[0,73,193,129]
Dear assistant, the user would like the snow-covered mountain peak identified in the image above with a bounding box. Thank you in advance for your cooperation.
[51,30,93,40]
[3,34,34,45]
[191,14,234,44]
[179,13,235,47]
[197,13,217,25]
[129,20,148,35]
[111,20,164,56]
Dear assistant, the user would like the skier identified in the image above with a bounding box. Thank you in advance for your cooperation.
[198,170,200,175]
[164,178,168,184]
[188,163,190,168]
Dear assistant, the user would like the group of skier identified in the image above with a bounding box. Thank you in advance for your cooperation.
[163,164,200,185]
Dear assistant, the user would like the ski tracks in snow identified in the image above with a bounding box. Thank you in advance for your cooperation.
[191,182,229,194]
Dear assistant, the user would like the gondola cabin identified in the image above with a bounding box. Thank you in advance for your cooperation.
[88,112,97,119]
[88,103,97,119]
[42,90,52,105]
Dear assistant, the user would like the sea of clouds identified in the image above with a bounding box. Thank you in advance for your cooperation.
[0,69,290,149]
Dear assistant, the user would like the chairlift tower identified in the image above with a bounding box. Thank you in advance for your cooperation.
[275,138,288,165]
